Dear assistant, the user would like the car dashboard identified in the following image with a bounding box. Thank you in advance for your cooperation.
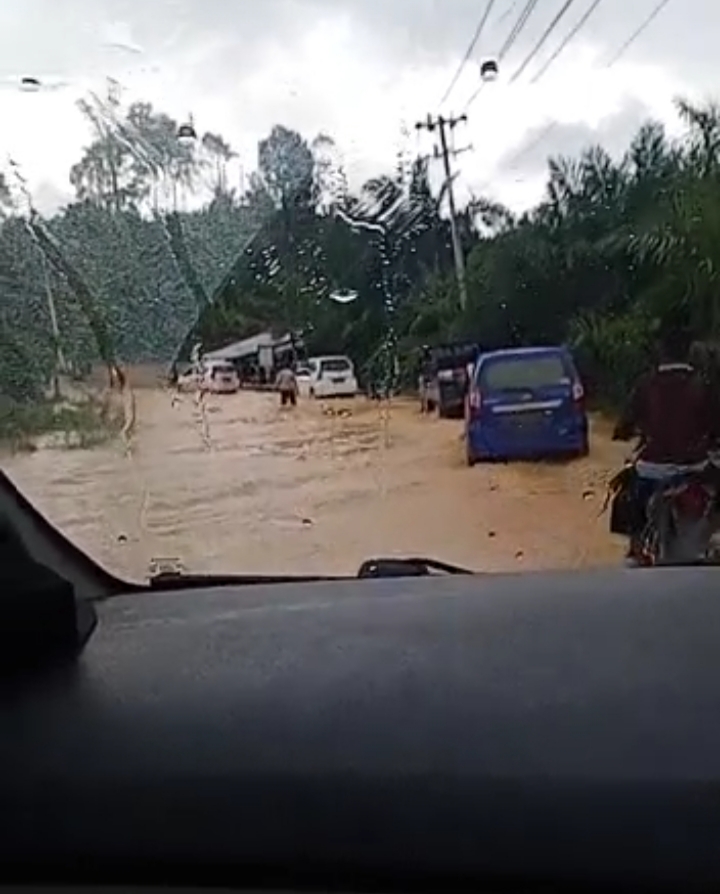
[3,468,720,893]
[5,562,720,893]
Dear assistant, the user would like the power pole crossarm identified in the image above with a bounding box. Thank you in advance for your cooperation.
[416,114,469,311]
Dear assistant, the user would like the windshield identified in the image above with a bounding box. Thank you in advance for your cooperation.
[481,355,569,391]
[1,0,715,579]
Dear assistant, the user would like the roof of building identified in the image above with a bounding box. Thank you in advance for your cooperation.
[203,331,299,361]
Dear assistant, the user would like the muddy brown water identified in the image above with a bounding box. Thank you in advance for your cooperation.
[3,389,627,580]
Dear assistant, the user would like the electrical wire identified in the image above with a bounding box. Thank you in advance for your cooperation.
[501,0,674,171]
[508,0,580,83]
[529,0,603,84]
[604,0,672,66]
[464,0,543,111]
[498,0,543,60]
[495,0,520,29]
[463,78,486,111]
[440,0,498,107]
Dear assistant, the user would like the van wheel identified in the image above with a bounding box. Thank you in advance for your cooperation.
[466,447,477,467]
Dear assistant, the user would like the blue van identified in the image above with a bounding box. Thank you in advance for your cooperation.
[464,346,589,465]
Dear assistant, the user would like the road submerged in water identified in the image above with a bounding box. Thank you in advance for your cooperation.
[3,388,628,581]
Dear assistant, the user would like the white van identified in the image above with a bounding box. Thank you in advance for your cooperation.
[299,356,358,399]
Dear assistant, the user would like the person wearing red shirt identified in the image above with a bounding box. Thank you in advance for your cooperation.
[611,332,717,559]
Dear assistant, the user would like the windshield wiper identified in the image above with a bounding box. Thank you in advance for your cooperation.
[356,557,475,578]
[148,557,476,588]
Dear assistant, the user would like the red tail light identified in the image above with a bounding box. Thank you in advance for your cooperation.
[673,482,709,519]
[572,381,585,410]
[468,388,482,417]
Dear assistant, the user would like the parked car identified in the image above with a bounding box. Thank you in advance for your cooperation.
[419,342,480,418]
[464,345,589,465]
[203,359,240,393]
[295,364,312,392]
[177,359,240,394]
[298,356,358,399]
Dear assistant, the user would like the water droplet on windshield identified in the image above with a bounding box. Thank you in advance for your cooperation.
[19,76,41,92]
[328,289,358,304]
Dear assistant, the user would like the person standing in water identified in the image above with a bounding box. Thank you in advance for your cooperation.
[276,365,298,407]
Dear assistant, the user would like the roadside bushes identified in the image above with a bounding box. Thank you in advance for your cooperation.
[0,395,120,452]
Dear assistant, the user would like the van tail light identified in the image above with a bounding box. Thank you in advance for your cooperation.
[572,381,585,409]
[468,388,482,418]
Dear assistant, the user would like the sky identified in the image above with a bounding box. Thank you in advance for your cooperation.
[0,0,714,216]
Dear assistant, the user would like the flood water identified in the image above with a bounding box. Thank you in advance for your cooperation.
[3,388,627,580]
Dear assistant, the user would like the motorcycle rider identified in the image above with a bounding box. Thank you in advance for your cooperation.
[690,339,720,447]
[611,330,716,559]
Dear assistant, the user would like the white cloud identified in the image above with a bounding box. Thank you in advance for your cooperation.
[100,20,144,55]
[0,0,709,215]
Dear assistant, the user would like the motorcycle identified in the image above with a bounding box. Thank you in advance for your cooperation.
[605,459,720,566]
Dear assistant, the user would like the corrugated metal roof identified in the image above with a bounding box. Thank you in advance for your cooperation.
[203,331,298,361]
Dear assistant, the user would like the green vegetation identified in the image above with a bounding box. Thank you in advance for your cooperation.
[2,88,720,434]
[0,396,118,452]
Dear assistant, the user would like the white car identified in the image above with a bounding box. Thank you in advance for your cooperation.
[203,360,240,393]
[178,360,239,394]
[298,356,358,399]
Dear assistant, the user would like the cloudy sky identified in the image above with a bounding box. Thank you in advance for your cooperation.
[0,0,712,214]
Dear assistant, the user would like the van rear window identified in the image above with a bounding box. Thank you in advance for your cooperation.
[320,358,351,373]
[481,355,569,390]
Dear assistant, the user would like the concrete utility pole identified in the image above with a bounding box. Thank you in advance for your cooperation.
[42,254,66,399]
[415,113,471,311]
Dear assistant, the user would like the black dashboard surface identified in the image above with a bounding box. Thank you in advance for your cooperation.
[4,566,720,891]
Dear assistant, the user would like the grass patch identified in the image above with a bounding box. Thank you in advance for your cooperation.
[0,397,119,452]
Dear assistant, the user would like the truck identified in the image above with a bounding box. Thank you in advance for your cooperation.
[418,342,480,419]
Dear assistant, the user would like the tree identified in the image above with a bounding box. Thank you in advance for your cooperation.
[70,89,149,209]
[258,125,315,209]
[201,131,237,196]
[6,91,720,415]
[311,133,348,211]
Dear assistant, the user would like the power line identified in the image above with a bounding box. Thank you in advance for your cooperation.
[464,0,543,111]
[605,0,672,66]
[500,0,674,172]
[463,79,486,112]
[495,0,520,29]
[508,0,580,84]
[529,0,604,84]
[498,0,543,60]
[440,0,498,107]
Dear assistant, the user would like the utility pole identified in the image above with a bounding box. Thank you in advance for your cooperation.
[42,255,66,399]
[416,113,471,311]
[12,172,66,398]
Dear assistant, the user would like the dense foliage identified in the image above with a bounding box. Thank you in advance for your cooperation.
[2,88,720,408]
